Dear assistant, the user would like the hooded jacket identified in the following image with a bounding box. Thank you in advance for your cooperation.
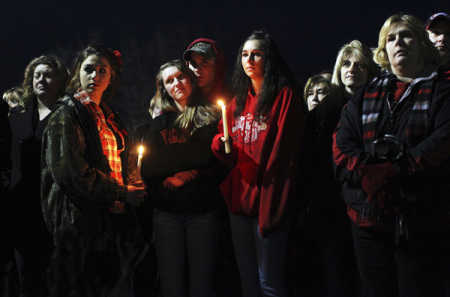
[186,38,232,102]
[211,87,304,237]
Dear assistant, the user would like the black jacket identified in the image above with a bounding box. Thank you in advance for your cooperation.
[0,100,11,195]
[333,67,450,229]
[7,99,51,244]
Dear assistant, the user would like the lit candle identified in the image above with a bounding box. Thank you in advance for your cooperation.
[218,100,230,154]
[136,145,144,180]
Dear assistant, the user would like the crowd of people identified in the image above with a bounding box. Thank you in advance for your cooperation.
[0,11,449,297]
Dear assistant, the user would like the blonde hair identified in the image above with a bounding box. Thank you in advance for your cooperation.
[3,87,25,108]
[373,14,440,71]
[150,59,221,139]
[149,60,196,116]
[331,40,379,98]
[176,104,221,139]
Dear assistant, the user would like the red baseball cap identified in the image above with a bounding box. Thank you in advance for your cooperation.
[425,12,450,30]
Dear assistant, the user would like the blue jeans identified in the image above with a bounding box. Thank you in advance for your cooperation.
[153,209,219,297]
[352,223,450,297]
[229,214,291,297]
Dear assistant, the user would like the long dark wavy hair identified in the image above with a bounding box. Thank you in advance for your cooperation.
[231,30,297,119]
[22,55,69,111]
[66,44,122,103]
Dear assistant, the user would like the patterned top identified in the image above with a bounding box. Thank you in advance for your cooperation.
[74,89,125,185]
[333,66,450,231]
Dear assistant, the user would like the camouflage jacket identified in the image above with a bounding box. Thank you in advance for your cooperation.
[41,95,131,251]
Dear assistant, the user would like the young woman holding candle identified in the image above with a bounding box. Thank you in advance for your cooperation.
[211,30,304,297]
[41,44,146,296]
[138,59,225,297]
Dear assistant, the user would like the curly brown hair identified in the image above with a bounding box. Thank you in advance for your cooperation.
[66,44,122,103]
[22,55,69,110]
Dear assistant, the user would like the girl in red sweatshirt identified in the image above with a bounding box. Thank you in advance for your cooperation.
[212,31,304,297]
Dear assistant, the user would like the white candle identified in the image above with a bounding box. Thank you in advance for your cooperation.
[218,100,230,154]
[136,145,144,180]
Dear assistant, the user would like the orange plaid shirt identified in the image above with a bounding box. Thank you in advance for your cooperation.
[74,90,126,185]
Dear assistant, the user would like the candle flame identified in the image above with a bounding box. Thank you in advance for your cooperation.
[138,146,144,155]
[218,100,224,107]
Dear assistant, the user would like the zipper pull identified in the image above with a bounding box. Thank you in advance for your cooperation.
[389,110,395,126]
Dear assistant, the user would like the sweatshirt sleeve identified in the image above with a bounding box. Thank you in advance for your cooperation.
[42,106,127,203]
[258,87,304,237]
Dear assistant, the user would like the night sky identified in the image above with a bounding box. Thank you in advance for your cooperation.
[2,0,449,128]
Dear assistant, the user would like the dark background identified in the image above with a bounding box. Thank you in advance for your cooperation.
[2,0,449,129]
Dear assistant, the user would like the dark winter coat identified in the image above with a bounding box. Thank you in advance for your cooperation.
[41,95,131,251]
[333,66,450,231]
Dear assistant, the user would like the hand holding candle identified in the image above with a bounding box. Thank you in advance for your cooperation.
[218,100,231,154]
[136,145,144,180]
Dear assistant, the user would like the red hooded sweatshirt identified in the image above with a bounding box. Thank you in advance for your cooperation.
[211,87,304,237]
[186,38,232,103]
